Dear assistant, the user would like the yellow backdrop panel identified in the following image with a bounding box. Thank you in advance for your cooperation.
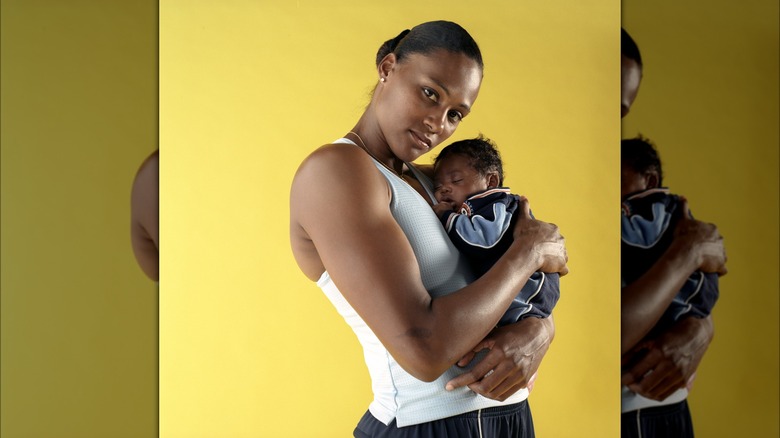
[1,1,158,437]
[161,1,620,436]
[623,1,779,436]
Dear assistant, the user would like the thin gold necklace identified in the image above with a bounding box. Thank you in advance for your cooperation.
[348,131,403,177]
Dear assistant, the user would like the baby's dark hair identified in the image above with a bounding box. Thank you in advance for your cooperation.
[622,135,663,186]
[434,135,504,185]
[621,28,643,69]
[375,21,483,71]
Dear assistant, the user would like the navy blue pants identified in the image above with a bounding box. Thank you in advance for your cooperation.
[621,400,694,438]
[353,400,535,438]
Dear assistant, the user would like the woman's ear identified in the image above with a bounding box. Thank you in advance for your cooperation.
[377,53,397,83]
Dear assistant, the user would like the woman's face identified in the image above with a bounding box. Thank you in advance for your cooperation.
[621,55,642,118]
[374,50,482,163]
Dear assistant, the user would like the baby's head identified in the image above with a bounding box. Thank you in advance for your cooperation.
[621,135,663,199]
[433,136,503,208]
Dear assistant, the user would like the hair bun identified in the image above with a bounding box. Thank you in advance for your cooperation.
[374,22,482,70]
[375,29,411,66]
[390,29,411,51]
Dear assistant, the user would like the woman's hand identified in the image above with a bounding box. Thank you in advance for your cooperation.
[673,197,727,276]
[445,316,554,401]
[621,198,725,354]
[512,197,568,276]
[621,315,714,400]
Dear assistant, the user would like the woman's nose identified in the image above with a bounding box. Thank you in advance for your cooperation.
[424,110,446,134]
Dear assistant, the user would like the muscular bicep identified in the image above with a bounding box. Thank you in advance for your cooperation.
[291,146,433,346]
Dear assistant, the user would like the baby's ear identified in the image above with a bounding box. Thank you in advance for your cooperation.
[486,172,500,189]
[645,171,660,189]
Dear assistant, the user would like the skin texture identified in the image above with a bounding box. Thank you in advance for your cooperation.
[622,315,714,401]
[619,167,725,399]
[432,153,499,216]
[621,203,725,354]
[621,55,642,118]
[290,49,567,392]
[621,46,725,401]
[131,150,159,281]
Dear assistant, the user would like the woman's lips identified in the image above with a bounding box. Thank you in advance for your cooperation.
[410,131,431,150]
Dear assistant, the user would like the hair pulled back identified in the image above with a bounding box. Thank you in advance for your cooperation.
[375,21,483,70]
[621,28,642,69]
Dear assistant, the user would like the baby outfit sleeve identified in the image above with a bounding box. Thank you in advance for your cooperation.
[621,190,720,331]
[440,191,561,326]
[439,195,515,258]
[499,272,560,325]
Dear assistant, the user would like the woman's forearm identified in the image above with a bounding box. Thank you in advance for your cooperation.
[621,241,699,354]
[292,146,565,382]
[407,243,544,381]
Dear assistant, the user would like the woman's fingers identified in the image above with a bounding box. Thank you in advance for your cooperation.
[445,348,498,391]
[673,199,727,274]
[518,196,531,219]
[678,196,693,219]
[456,350,478,368]
[627,360,683,401]
[467,356,511,396]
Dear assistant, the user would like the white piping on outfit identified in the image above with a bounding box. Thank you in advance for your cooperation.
[636,409,642,438]
[478,408,484,438]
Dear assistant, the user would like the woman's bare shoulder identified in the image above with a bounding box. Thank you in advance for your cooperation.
[293,142,388,191]
[289,142,392,280]
[297,142,369,171]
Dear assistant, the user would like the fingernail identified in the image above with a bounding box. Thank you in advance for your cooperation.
[445,384,453,391]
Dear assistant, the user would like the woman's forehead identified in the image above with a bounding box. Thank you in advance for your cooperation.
[400,51,482,92]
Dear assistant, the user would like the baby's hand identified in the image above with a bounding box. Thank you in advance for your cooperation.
[433,201,457,216]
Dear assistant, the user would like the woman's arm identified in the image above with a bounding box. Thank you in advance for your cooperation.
[622,315,713,400]
[445,315,555,401]
[290,144,567,382]
[621,199,725,354]
[131,150,159,281]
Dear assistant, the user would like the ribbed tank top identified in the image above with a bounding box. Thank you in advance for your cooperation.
[317,138,528,427]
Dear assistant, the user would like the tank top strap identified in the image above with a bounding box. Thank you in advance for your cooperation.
[404,162,437,205]
[334,137,435,202]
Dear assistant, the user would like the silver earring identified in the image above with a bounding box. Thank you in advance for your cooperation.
[380,77,385,82]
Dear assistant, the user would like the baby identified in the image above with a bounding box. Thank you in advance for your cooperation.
[621,135,719,336]
[432,136,560,325]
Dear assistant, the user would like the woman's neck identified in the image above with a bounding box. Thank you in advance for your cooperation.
[349,115,404,176]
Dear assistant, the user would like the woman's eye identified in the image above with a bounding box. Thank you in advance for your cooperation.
[448,111,463,123]
[423,87,438,102]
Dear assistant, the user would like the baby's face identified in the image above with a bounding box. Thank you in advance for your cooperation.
[621,164,649,199]
[433,154,491,210]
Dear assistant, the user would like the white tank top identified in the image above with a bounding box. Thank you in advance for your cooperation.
[317,139,528,427]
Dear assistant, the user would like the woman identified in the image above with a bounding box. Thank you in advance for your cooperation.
[620,28,727,438]
[290,21,567,436]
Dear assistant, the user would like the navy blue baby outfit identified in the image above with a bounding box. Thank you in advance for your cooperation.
[438,188,560,325]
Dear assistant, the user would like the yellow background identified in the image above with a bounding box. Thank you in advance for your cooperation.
[15,2,773,437]
[161,1,620,437]
[1,1,158,437]
[622,1,779,436]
